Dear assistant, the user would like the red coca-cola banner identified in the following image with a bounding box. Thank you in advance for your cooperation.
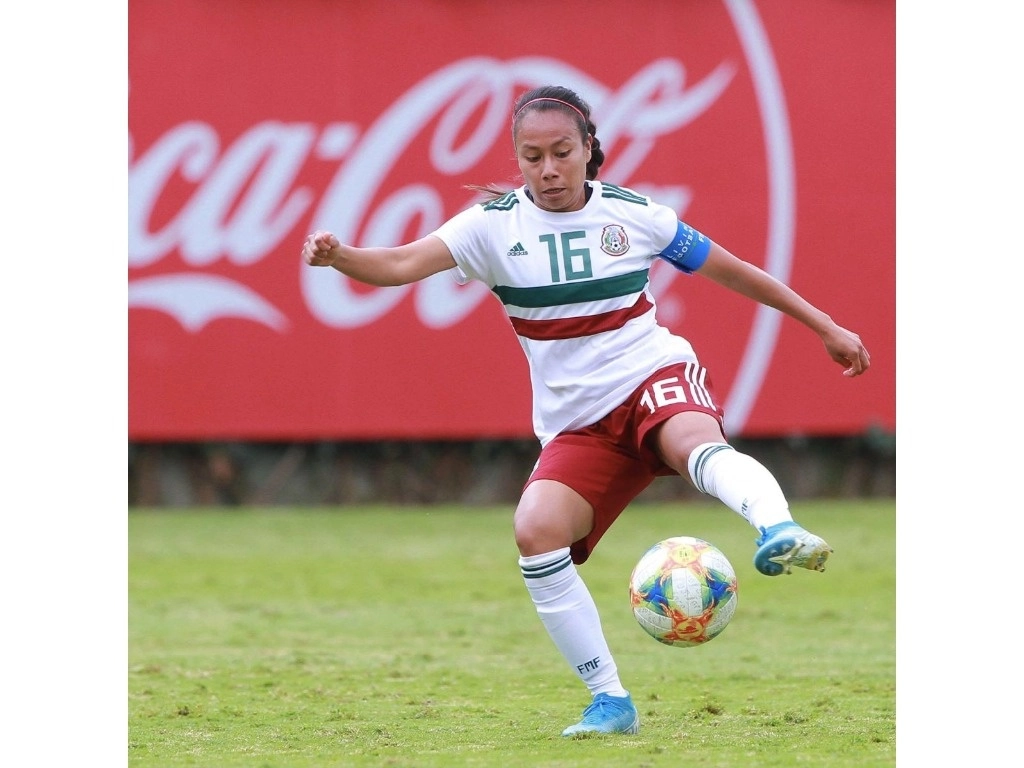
[128,0,895,441]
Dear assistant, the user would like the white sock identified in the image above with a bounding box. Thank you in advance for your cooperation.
[519,548,627,698]
[687,442,793,531]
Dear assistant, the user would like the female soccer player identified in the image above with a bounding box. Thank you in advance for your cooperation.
[301,85,870,737]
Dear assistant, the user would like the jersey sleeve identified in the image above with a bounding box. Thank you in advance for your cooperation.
[431,204,493,286]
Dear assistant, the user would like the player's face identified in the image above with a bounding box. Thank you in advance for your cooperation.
[514,110,592,212]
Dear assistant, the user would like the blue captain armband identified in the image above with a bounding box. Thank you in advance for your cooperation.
[657,220,712,274]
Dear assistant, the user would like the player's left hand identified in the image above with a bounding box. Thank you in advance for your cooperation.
[821,324,870,377]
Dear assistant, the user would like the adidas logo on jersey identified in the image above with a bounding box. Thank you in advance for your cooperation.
[506,242,528,257]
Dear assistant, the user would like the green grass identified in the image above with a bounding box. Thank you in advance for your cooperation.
[129,500,895,767]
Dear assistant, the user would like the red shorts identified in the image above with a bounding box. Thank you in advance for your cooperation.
[526,362,725,565]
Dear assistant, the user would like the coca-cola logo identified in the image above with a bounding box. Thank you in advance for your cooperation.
[128,0,793,433]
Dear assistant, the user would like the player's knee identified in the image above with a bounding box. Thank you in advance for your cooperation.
[655,412,727,473]
[513,510,573,556]
[513,515,551,556]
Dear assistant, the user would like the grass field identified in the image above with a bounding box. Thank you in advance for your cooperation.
[128,500,896,767]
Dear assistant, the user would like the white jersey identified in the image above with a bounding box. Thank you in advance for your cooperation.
[432,180,703,446]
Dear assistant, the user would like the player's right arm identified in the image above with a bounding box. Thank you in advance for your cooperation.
[301,230,457,286]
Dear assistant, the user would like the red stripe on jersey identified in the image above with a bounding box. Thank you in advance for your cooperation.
[509,293,654,341]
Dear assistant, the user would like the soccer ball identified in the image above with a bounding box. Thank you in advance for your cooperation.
[628,536,738,647]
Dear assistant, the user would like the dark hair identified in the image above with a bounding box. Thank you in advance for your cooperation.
[466,85,606,200]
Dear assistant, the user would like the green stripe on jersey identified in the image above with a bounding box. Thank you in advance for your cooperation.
[482,192,519,212]
[493,269,649,308]
[601,183,648,206]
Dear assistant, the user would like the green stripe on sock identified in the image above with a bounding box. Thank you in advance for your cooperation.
[521,554,572,579]
[693,444,733,495]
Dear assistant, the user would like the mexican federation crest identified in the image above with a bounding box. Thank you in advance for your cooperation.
[600,224,630,256]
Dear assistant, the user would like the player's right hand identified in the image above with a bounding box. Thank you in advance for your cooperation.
[302,230,341,267]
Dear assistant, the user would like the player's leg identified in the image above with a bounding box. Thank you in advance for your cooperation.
[653,411,832,575]
[515,478,630,695]
[515,440,648,736]
[514,479,638,736]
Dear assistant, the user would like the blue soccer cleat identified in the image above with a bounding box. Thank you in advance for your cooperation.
[754,521,832,576]
[561,692,640,737]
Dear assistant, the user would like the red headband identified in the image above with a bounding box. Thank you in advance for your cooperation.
[512,97,587,126]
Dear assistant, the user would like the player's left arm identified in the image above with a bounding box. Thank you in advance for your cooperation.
[696,242,871,377]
